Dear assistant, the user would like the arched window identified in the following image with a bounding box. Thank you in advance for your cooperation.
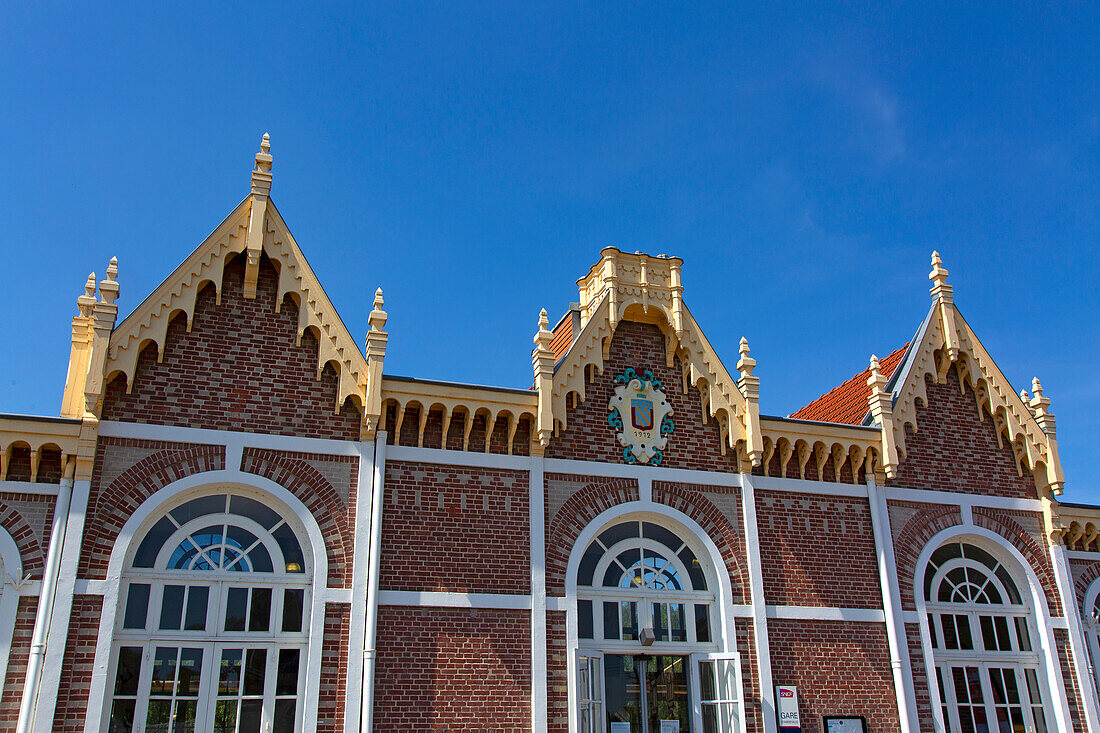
[574,518,741,733]
[1081,578,1100,705]
[107,493,310,733]
[924,541,1049,732]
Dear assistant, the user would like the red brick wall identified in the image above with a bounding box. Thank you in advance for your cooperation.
[547,610,568,733]
[102,253,361,440]
[888,502,963,611]
[1071,557,1100,608]
[904,623,935,732]
[318,604,350,733]
[653,481,750,604]
[890,366,1037,498]
[545,475,639,596]
[768,620,901,733]
[373,606,531,731]
[242,448,356,588]
[381,462,530,593]
[0,596,37,731]
[756,491,881,608]
[736,617,763,733]
[0,495,52,579]
[78,438,225,579]
[1056,628,1087,732]
[546,321,740,471]
[972,507,1062,615]
[52,595,103,732]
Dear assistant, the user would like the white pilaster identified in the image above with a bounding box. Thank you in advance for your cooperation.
[344,441,375,731]
[530,458,548,732]
[740,473,776,733]
[1050,541,1100,731]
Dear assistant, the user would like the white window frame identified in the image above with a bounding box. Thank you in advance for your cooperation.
[1081,577,1100,702]
[576,650,606,733]
[104,494,312,733]
[691,652,745,733]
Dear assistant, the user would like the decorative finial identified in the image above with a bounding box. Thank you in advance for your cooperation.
[368,287,387,332]
[84,273,96,298]
[99,257,120,305]
[736,337,756,378]
[77,272,97,316]
[929,251,952,303]
[869,354,881,374]
[1020,389,1030,403]
[1032,377,1043,398]
[539,309,549,330]
[251,133,274,196]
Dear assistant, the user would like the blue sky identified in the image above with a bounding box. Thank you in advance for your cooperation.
[2,4,1097,499]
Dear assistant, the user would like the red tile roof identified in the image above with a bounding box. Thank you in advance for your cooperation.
[788,344,909,425]
[549,311,575,362]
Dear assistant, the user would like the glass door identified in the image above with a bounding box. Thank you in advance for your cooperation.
[602,655,691,733]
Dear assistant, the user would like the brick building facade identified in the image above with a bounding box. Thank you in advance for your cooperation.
[1,136,1099,733]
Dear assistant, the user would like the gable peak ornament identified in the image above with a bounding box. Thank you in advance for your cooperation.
[608,368,674,465]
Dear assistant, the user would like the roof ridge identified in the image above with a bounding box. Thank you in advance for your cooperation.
[789,343,909,425]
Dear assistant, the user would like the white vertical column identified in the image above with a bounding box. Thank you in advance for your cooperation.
[530,457,548,732]
[867,478,919,732]
[740,473,776,733]
[1050,541,1100,731]
[361,435,388,733]
[27,476,89,733]
[344,440,375,731]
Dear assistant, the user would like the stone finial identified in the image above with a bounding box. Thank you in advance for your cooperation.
[78,272,98,316]
[869,354,881,376]
[369,288,387,332]
[251,132,274,196]
[99,257,120,305]
[1020,389,1031,405]
[867,353,900,479]
[533,308,557,452]
[929,250,953,304]
[1032,377,1044,398]
[736,337,756,378]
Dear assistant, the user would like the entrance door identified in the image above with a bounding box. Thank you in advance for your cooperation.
[604,655,691,733]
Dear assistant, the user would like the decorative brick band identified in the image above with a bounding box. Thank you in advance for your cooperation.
[241,448,353,588]
[891,502,963,610]
[545,477,639,595]
[972,506,1062,616]
[1073,559,1100,608]
[0,500,46,578]
[79,443,225,579]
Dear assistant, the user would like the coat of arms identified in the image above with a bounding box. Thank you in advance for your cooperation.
[608,368,674,465]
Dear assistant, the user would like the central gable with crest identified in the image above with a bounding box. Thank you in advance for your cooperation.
[540,248,760,471]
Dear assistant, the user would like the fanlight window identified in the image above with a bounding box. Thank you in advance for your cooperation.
[923,541,1049,733]
[107,493,310,733]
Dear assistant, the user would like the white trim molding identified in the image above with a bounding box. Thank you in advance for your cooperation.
[529,458,548,733]
[740,473,777,733]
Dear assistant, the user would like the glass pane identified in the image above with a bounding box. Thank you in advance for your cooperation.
[248,544,273,573]
[282,589,305,633]
[243,648,267,696]
[646,655,690,732]
[230,495,282,530]
[213,700,238,733]
[578,599,593,640]
[159,586,185,630]
[133,516,176,568]
[272,523,305,573]
[577,542,603,586]
[942,614,959,650]
[670,603,687,642]
[219,649,243,694]
[150,647,178,695]
[678,547,707,591]
[184,586,209,631]
[598,521,640,549]
[276,648,300,696]
[604,655,642,732]
[172,699,198,733]
[239,699,263,733]
[604,601,620,640]
[249,588,272,632]
[146,699,171,728]
[956,615,974,650]
[621,602,638,641]
[273,699,296,733]
[590,658,602,701]
[114,646,143,695]
[109,700,136,733]
[170,494,227,525]
[979,616,996,651]
[225,588,248,632]
[717,658,737,701]
[699,660,716,701]
[993,616,1012,651]
[123,584,151,629]
[1015,617,1032,652]
[995,565,1022,604]
[695,604,711,643]
[177,648,203,696]
[653,603,669,641]
[702,705,718,733]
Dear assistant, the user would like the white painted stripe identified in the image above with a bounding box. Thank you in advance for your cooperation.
[764,606,886,623]
[1066,551,1100,561]
[377,590,533,609]
[545,457,742,487]
[386,444,533,470]
[98,420,364,456]
[529,458,547,733]
[884,485,1043,512]
[0,481,60,496]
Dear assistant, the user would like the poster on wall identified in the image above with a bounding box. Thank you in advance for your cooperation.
[823,716,867,733]
[659,721,680,733]
[610,723,631,733]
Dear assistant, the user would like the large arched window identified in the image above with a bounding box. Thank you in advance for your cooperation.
[574,518,742,733]
[107,493,310,733]
[924,541,1050,732]
[1081,578,1100,706]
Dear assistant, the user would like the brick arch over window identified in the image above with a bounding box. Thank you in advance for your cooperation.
[0,504,45,578]
[652,481,750,604]
[892,503,964,610]
[79,444,226,579]
[971,506,1063,616]
[1074,561,1100,609]
[546,478,639,595]
[241,448,353,587]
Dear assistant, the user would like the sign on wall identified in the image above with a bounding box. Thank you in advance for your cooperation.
[776,685,801,731]
[608,368,674,465]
